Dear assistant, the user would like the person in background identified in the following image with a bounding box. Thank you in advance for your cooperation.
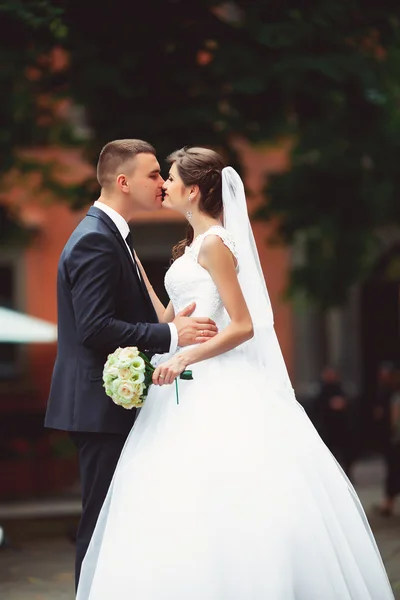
[314,366,352,477]
[373,362,395,457]
[375,366,400,516]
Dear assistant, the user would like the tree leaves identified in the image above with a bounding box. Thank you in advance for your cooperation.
[1,0,400,305]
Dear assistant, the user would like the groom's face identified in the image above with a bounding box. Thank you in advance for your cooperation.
[125,153,165,214]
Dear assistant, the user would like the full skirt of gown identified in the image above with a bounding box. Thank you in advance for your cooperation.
[76,350,394,599]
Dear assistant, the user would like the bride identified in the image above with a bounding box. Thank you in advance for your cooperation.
[77,147,394,599]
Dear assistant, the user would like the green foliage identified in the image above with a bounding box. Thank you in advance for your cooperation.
[252,3,400,306]
[59,1,400,305]
[0,1,79,242]
[1,1,400,305]
[0,205,34,248]
[0,1,67,166]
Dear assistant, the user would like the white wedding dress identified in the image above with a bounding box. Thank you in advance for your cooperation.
[77,226,394,600]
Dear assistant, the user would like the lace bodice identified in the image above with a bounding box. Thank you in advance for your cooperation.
[165,226,238,330]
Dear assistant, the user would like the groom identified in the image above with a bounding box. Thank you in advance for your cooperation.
[45,139,217,588]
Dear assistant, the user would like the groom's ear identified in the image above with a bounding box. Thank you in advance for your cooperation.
[117,174,129,193]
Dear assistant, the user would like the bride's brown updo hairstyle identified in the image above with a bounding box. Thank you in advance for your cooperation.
[166,147,226,260]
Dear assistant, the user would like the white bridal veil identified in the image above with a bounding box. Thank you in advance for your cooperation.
[221,167,294,395]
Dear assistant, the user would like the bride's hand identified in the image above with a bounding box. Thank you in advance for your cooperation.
[152,354,189,386]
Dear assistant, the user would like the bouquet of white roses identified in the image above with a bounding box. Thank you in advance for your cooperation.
[103,346,192,409]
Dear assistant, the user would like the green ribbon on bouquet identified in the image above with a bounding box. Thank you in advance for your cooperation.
[175,369,194,404]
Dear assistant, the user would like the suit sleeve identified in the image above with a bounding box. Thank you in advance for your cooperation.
[66,231,171,354]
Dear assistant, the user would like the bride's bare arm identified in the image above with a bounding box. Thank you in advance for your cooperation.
[134,253,174,323]
[163,302,175,323]
[153,235,253,384]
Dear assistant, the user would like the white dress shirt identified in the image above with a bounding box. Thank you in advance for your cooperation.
[93,201,178,354]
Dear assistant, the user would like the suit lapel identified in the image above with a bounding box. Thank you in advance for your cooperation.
[86,207,158,320]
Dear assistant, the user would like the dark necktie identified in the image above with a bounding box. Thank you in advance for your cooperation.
[125,231,143,282]
[125,231,134,254]
[125,232,155,314]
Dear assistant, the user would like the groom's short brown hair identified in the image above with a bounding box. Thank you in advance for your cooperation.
[97,139,156,188]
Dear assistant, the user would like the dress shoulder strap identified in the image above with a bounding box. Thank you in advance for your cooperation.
[191,226,239,267]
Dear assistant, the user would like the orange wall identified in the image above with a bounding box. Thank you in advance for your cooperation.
[234,138,293,375]
[25,203,84,404]
[4,147,92,406]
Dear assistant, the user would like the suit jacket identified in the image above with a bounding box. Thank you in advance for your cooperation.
[45,206,171,435]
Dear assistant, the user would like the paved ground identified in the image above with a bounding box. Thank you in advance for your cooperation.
[0,514,77,600]
[1,458,400,599]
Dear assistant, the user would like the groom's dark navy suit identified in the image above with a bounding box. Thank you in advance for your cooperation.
[45,206,171,586]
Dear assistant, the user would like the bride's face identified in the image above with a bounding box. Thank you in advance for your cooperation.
[162,162,192,214]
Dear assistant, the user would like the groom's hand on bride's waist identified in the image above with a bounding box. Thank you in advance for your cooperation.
[173,302,218,347]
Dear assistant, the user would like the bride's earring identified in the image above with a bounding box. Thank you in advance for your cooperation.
[186,195,193,220]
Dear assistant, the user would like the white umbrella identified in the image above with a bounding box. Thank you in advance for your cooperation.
[0,306,57,343]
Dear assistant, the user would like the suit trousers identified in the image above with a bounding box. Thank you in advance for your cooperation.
[70,431,128,590]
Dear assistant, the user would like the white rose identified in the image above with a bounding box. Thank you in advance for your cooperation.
[118,366,132,380]
[116,381,136,401]
[118,347,140,367]
[107,347,123,366]
[130,383,145,407]
[111,378,121,395]
[117,381,144,409]
[105,365,119,378]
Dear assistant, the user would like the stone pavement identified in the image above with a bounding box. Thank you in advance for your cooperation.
[0,489,80,599]
[0,535,75,600]
[0,458,400,599]
[355,460,400,598]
